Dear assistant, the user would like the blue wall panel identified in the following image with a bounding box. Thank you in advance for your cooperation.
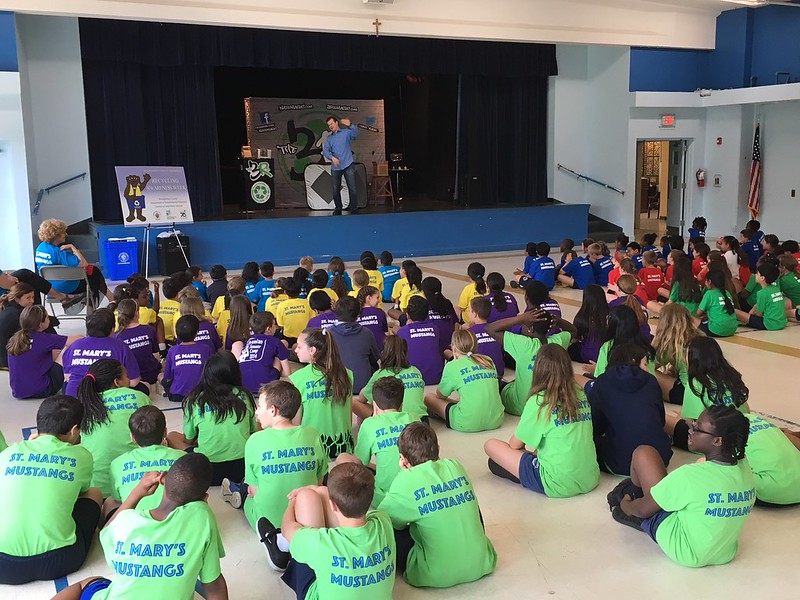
[750,6,800,86]
[629,48,706,92]
[92,204,590,275]
[704,7,751,90]
[0,12,17,72]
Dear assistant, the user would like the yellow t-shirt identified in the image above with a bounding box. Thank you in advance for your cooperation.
[276,297,314,339]
[114,305,157,331]
[391,277,408,302]
[211,296,226,320]
[216,309,231,344]
[158,298,182,341]
[458,282,486,325]
[265,295,287,316]
[399,285,424,311]
[311,287,338,302]
[365,269,384,293]
[348,289,360,298]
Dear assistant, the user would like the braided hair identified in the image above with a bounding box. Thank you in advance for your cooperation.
[704,405,749,463]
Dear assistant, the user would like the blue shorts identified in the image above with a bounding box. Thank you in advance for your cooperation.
[747,314,766,330]
[518,452,546,495]
[80,578,111,599]
[699,320,725,337]
[640,510,673,542]
[444,402,457,429]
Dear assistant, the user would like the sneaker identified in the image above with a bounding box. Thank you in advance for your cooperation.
[220,478,242,509]
[257,517,291,572]
[510,280,520,289]
[606,478,643,509]
[611,505,645,531]
[332,209,342,216]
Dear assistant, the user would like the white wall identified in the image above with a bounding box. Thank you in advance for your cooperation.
[0,71,33,267]
[16,14,91,230]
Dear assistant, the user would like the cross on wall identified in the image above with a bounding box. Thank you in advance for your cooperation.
[373,18,382,36]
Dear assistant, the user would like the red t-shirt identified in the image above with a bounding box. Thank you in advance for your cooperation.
[608,267,622,287]
[692,257,707,277]
[638,267,666,301]
[739,264,752,283]
[665,264,674,283]
[635,283,649,306]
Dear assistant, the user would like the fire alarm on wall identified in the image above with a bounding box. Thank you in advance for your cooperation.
[717,137,723,145]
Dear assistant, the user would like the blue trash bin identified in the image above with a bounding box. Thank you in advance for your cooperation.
[105,238,139,281]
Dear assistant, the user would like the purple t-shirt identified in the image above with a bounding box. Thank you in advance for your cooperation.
[397,320,444,385]
[487,292,520,323]
[116,324,161,384]
[469,322,505,378]
[308,311,337,330]
[608,296,653,342]
[356,306,389,351]
[239,334,290,393]
[9,331,67,398]
[195,320,222,356]
[63,336,141,397]
[427,309,458,352]
[163,342,212,396]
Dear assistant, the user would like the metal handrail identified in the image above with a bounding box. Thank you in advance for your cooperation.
[32,172,87,216]
[557,164,624,196]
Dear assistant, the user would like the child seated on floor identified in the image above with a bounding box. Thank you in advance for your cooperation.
[640,232,658,254]
[696,270,738,337]
[0,395,102,586]
[213,276,247,344]
[626,242,644,271]
[609,275,652,342]
[329,295,379,395]
[608,406,755,568]
[168,351,258,486]
[558,250,595,289]
[238,311,290,394]
[188,265,208,302]
[357,286,389,351]
[588,243,614,287]
[743,414,800,507]
[484,344,600,498]
[396,296,444,385]
[457,262,487,325]
[242,261,262,304]
[567,285,609,365]
[464,296,505,378]
[378,251,401,303]
[638,251,665,302]
[424,329,504,433]
[349,269,369,298]
[222,380,327,571]
[337,377,416,505]
[360,252,384,295]
[778,254,800,308]
[114,299,161,390]
[225,295,253,353]
[560,238,576,267]
[735,261,788,331]
[206,264,228,308]
[163,315,212,403]
[613,234,629,264]
[271,463,395,596]
[513,241,556,291]
[275,278,314,347]
[310,268,338,303]
[378,423,497,588]
[54,453,228,600]
[255,261,277,311]
[157,276,182,342]
[307,289,337,330]
[180,295,221,355]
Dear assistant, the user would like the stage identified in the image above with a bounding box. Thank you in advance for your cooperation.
[91,202,589,275]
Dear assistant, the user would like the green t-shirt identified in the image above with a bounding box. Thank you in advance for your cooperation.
[0,435,93,556]
[514,389,599,497]
[243,426,328,529]
[594,340,656,379]
[755,282,787,330]
[438,356,504,432]
[355,411,417,505]
[650,460,756,567]
[378,458,496,588]
[744,414,800,505]
[361,367,426,418]
[183,388,258,462]
[500,331,571,416]
[669,284,701,316]
[94,501,225,600]
[110,445,185,510]
[81,387,152,496]
[289,364,354,459]
[699,288,738,337]
[0,430,6,453]
[778,273,800,307]
[742,274,760,307]
[681,380,749,420]
[290,510,396,600]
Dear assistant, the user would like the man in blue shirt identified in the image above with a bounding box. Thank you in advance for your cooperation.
[322,116,360,215]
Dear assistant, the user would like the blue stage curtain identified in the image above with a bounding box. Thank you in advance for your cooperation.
[80,19,556,220]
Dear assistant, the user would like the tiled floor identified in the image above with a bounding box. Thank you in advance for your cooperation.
[1,250,798,599]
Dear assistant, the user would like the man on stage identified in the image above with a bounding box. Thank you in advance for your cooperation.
[323,116,360,215]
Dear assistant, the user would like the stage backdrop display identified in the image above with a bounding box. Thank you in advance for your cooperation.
[115,166,194,227]
[244,98,385,208]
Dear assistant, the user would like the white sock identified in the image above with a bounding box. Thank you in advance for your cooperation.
[158,343,166,351]
[277,533,290,552]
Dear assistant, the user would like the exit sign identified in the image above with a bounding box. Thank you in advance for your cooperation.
[660,114,676,128]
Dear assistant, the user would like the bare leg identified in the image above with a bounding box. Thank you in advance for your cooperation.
[655,371,677,403]
[101,497,122,526]
[166,431,193,450]
[664,414,687,437]
[334,453,361,466]
[629,445,668,493]
[657,286,670,300]
[351,396,373,420]
[557,274,574,287]
[294,486,339,529]
[154,316,166,344]
[424,393,452,420]
[734,308,751,324]
[781,429,800,451]
[646,300,663,315]
[81,487,104,508]
[483,439,524,479]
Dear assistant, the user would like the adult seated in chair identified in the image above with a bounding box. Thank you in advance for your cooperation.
[0,268,74,306]
[33,219,114,307]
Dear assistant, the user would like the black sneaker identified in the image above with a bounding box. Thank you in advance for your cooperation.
[510,280,520,289]
[606,478,643,509]
[220,478,242,509]
[612,505,645,531]
[332,209,342,216]
[257,517,290,572]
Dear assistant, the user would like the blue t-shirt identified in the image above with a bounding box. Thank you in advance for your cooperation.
[244,281,260,303]
[377,265,400,301]
[322,126,360,171]
[255,279,277,311]
[34,242,81,294]
[632,254,644,271]
[563,258,595,289]
[660,243,671,261]
[754,230,765,246]
[642,245,657,254]
[741,240,763,272]
[528,256,556,290]
[592,256,614,286]
[327,271,353,292]
[191,281,208,302]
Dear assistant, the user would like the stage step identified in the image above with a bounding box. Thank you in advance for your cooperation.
[587,213,623,243]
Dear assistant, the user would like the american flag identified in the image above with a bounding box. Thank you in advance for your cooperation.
[747,123,761,219]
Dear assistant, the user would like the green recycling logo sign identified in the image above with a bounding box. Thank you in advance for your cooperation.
[251,181,271,204]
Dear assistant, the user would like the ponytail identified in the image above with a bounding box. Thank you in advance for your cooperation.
[451,329,495,372]
[705,405,749,463]
[617,275,646,326]
[707,270,735,315]
[421,277,455,317]
[486,272,507,311]
[357,285,379,306]
[378,335,410,373]
[0,283,35,310]
[7,305,47,356]
[302,328,352,404]
[468,262,486,295]
[77,359,123,434]
[116,299,138,334]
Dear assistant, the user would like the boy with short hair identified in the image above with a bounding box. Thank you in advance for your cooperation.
[514,241,555,291]
[0,395,102,585]
[378,423,496,588]
[53,453,228,600]
[158,276,182,341]
[163,315,212,403]
[206,264,228,308]
[587,243,614,287]
[641,232,658,254]
[626,242,644,271]
[329,295,379,393]
[778,254,800,308]
[255,261,277,311]
[466,296,505,378]
[559,238,575,268]
[300,256,314,273]
[397,296,444,385]
[275,463,396,599]
[378,251,400,303]
[106,405,184,522]
[735,262,788,331]
[557,250,595,289]
[310,269,338,303]
[307,290,337,329]
[239,312,290,394]
[746,219,765,247]
[360,253,384,294]
[275,278,314,346]
[638,251,665,302]
[337,377,416,505]
[188,266,208,302]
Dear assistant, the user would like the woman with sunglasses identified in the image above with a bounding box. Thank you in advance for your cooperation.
[607,405,756,567]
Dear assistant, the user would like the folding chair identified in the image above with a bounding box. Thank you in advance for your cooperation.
[40,265,93,322]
